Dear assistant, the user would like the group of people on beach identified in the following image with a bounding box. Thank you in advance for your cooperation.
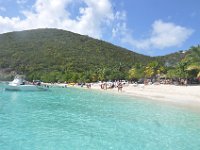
[100,81,123,92]
[143,78,191,86]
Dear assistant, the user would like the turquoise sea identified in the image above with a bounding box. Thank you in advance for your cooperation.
[0,84,200,150]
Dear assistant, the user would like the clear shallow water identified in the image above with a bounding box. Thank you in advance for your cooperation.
[0,84,200,150]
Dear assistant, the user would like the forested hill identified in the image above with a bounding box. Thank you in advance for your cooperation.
[155,50,188,67]
[0,28,193,82]
[0,28,153,81]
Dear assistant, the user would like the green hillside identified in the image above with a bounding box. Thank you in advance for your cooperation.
[155,50,187,67]
[0,28,153,81]
[0,28,198,82]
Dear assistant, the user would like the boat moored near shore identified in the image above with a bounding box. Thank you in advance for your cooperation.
[5,75,49,91]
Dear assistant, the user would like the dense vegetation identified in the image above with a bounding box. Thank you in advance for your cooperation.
[0,29,152,82]
[0,29,199,83]
[128,46,200,84]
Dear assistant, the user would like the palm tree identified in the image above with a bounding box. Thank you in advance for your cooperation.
[144,61,160,78]
[185,46,200,78]
[176,61,188,78]
[144,66,154,78]
[128,63,144,80]
[128,68,137,80]
[96,67,106,81]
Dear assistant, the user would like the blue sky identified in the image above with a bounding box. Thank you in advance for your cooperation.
[0,0,199,56]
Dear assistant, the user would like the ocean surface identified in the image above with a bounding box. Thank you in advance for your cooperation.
[0,84,200,150]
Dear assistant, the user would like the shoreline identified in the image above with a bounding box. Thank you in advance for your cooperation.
[80,83,200,109]
[6,81,200,109]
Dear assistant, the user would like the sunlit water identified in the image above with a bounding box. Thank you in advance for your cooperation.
[0,83,200,150]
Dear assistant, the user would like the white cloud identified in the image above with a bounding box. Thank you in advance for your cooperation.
[0,6,6,12]
[121,20,194,50]
[0,0,124,39]
[150,20,193,48]
[111,10,127,38]
[112,22,127,38]
[16,0,28,4]
[0,0,193,54]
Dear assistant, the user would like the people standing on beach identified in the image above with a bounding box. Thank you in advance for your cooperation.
[144,79,148,85]
[181,79,184,85]
[100,81,106,89]
[100,83,104,89]
[81,83,84,87]
[104,82,107,90]
[86,83,91,88]
[184,79,188,86]
[110,82,114,89]
[117,82,123,92]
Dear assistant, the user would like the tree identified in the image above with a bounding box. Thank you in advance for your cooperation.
[128,64,144,80]
[176,61,188,78]
[144,66,154,78]
[166,68,178,78]
[185,46,200,78]
[97,67,106,81]
[144,61,159,78]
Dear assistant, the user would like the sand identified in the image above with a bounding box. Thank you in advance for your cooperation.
[89,83,200,108]
[44,82,200,108]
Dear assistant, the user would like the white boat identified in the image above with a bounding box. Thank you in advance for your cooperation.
[5,76,49,91]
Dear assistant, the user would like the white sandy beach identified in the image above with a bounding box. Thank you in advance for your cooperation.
[44,82,200,108]
[90,83,200,108]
